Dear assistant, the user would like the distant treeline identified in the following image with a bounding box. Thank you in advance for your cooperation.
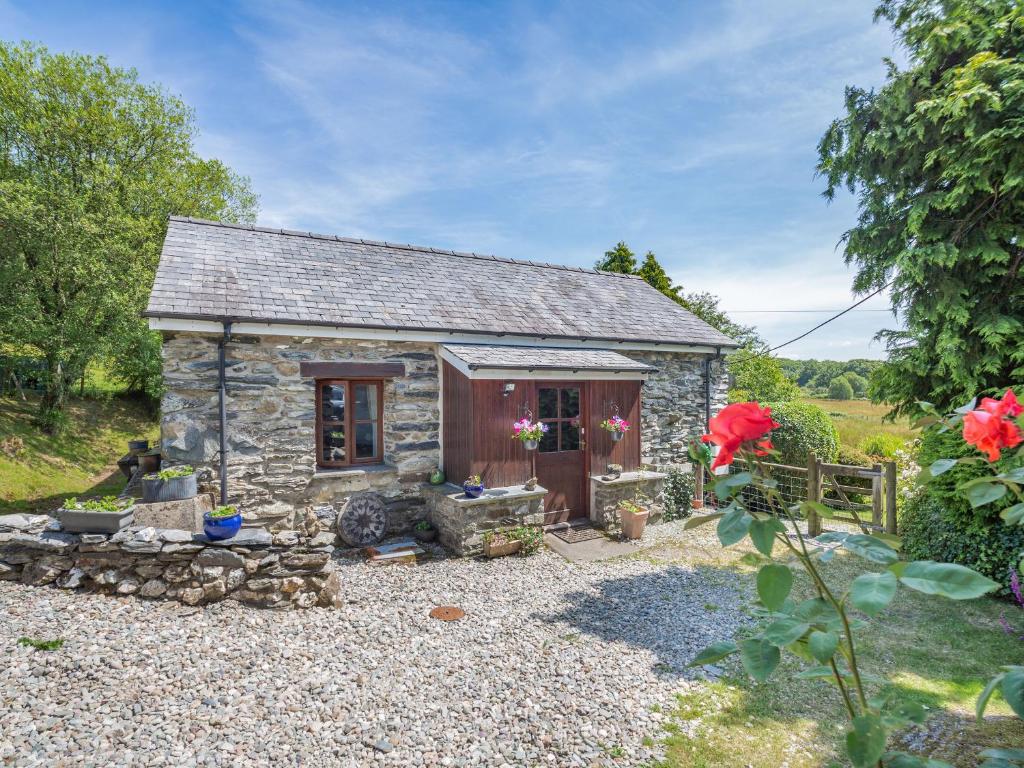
[778,359,882,392]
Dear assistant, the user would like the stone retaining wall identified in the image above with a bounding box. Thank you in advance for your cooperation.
[425,484,547,556]
[0,515,341,610]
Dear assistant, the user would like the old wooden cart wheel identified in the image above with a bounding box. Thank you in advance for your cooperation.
[337,493,388,546]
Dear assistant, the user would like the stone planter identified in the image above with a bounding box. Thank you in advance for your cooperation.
[57,505,135,534]
[619,505,650,540]
[142,473,198,503]
[483,537,522,558]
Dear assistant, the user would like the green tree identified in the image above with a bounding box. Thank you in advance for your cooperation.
[0,42,257,430]
[729,354,800,403]
[842,371,869,397]
[817,0,1024,417]
[828,376,855,400]
[637,251,674,295]
[594,241,637,274]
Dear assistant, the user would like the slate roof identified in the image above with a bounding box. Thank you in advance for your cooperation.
[442,344,656,372]
[145,217,738,347]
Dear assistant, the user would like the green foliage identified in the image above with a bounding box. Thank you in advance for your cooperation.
[636,251,672,293]
[728,355,800,404]
[828,376,855,401]
[763,401,840,464]
[859,433,905,459]
[817,0,1024,417]
[0,42,258,431]
[838,444,873,467]
[901,492,1024,595]
[63,495,129,512]
[209,505,237,518]
[843,372,869,398]
[148,464,194,481]
[778,358,882,390]
[594,241,638,274]
[17,637,65,652]
[509,525,544,555]
[662,468,695,522]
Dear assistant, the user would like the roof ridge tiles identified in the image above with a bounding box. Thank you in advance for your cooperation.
[167,214,644,279]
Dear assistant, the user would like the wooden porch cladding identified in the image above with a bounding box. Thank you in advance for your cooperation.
[441,361,641,489]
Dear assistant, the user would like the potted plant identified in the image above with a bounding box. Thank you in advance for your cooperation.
[413,519,438,543]
[618,498,650,540]
[203,504,242,541]
[57,495,135,534]
[463,474,484,498]
[428,468,446,485]
[139,448,162,474]
[600,415,630,442]
[482,529,522,558]
[511,418,548,451]
[142,465,198,503]
[510,525,544,556]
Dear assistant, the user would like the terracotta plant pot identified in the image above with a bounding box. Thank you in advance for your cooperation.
[691,498,703,510]
[619,505,650,540]
[483,537,522,558]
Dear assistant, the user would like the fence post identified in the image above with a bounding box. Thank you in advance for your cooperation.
[694,464,704,508]
[806,451,821,537]
[884,460,898,534]
[871,463,883,530]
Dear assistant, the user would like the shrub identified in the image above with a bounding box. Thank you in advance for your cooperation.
[663,468,695,521]
[901,491,1024,595]
[843,372,869,397]
[837,444,872,467]
[859,433,905,459]
[764,401,839,464]
[827,376,854,400]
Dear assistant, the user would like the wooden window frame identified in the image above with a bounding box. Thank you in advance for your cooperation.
[315,379,384,468]
[537,385,583,453]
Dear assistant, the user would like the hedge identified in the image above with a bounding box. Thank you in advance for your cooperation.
[764,401,839,465]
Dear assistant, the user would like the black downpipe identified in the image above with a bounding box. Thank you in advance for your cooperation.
[218,322,233,505]
[704,346,722,431]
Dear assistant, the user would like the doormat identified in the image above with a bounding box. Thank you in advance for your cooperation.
[550,525,606,544]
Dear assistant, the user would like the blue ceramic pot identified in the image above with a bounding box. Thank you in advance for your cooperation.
[463,483,485,499]
[203,512,242,541]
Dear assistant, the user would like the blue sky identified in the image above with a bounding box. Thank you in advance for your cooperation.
[2,0,902,359]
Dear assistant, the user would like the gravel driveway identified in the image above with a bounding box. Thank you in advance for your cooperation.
[0,523,745,767]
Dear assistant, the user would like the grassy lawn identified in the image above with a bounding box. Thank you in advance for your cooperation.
[647,532,1024,768]
[807,398,916,451]
[0,394,158,514]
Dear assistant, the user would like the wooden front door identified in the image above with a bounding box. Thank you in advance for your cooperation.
[534,383,588,525]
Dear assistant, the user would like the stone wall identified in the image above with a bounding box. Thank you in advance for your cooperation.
[424,484,547,556]
[160,332,441,530]
[626,351,728,471]
[590,472,667,534]
[0,514,340,609]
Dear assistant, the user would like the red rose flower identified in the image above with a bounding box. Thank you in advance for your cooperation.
[962,389,1023,462]
[702,402,780,470]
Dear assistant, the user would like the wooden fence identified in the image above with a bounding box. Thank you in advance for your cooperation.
[695,451,898,535]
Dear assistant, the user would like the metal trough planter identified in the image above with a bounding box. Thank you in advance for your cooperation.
[57,505,135,534]
[142,473,198,503]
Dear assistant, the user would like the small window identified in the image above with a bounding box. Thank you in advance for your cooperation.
[316,380,383,467]
[538,386,583,453]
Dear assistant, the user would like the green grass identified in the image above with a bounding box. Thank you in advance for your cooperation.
[0,393,158,514]
[807,398,917,452]
[649,534,1024,768]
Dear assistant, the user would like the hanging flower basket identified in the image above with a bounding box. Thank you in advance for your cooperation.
[600,415,630,442]
[512,418,547,450]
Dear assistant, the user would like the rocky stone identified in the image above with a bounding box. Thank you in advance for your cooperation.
[225,568,246,591]
[0,562,18,580]
[57,567,85,589]
[195,549,246,569]
[116,577,140,595]
[273,530,299,547]
[20,562,64,586]
[132,496,211,533]
[139,579,168,598]
[280,552,329,571]
[203,528,272,548]
[179,587,204,606]
[0,514,50,533]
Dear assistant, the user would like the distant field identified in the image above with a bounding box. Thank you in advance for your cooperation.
[0,394,158,514]
[805,398,917,450]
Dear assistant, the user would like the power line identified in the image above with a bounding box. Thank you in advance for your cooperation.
[729,281,894,365]
[724,309,891,314]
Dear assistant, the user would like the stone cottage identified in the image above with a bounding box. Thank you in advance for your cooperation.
[144,217,735,553]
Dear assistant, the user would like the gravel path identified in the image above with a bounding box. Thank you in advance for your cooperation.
[0,522,746,767]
